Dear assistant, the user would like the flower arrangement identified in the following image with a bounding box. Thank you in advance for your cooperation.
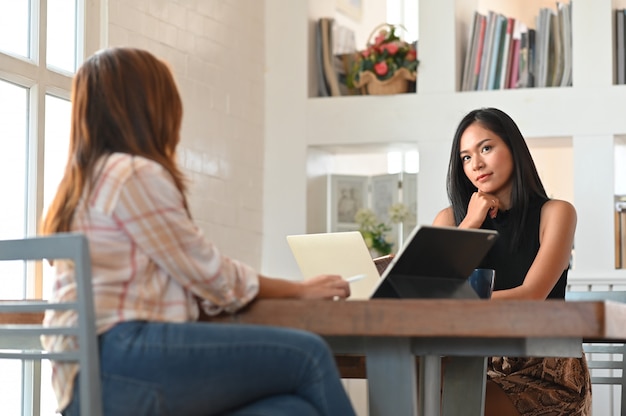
[354,203,413,257]
[348,24,419,94]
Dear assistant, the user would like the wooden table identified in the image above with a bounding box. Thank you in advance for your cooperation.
[206,298,626,416]
[7,298,626,415]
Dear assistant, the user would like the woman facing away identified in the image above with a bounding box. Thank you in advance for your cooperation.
[433,107,591,416]
[41,47,356,416]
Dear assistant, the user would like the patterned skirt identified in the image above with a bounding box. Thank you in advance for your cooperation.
[487,355,591,416]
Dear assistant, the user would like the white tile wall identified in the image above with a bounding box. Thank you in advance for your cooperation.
[107,0,265,268]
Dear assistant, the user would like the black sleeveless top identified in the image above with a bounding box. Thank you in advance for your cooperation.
[478,198,568,299]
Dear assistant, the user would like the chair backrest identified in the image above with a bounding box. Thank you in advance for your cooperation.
[0,233,102,416]
[566,290,626,416]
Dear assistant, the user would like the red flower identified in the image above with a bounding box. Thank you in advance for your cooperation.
[382,42,399,56]
[405,49,417,62]
[374,30,388,45]
[374,61,388,76]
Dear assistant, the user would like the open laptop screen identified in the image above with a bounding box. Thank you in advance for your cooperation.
[286,231,382,300]
[370,225,499,299]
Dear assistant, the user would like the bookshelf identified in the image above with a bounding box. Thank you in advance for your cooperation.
[304,0,626,280]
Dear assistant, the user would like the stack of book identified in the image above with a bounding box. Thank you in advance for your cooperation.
[461,2,572,91]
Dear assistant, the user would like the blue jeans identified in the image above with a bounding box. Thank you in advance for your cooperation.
[62,320,356,416]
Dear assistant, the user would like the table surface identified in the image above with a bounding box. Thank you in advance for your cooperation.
[205,298,626,342]
[6,298,626,340]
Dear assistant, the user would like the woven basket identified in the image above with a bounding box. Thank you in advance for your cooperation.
[355,67,416,95]
[352,23,417,95]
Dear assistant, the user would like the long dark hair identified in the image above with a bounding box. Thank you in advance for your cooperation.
[43,47,187,234]
[446,107,548,249]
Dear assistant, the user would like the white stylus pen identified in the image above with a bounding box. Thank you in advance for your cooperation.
[346,274,367,283]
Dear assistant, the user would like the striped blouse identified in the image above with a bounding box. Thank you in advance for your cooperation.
[42,153,259,411]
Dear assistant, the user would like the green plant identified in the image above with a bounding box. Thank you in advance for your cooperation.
[354,203,412,256]
[348,24,419,88]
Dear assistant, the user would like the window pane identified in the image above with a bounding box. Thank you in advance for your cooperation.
[42,94,70,301]
[47,0,77,72]
[0,79,28,299]
[39,95,71,416]
[0,0,29,58]
[41,93,71,414]
[0,360,24,414]
[43,95,71,219]
[0,79,28,416]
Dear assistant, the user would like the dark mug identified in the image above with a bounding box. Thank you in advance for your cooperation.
[468,268,495,299]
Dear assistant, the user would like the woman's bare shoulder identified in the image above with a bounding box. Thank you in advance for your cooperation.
[542,199,576,218]
[433,206,455,226]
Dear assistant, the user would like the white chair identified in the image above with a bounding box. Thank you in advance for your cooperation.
[566,290,626,416]
[0,233,102,416]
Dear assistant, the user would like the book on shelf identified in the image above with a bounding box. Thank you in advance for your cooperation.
[477,11,497,90]
[548,10,564,87]
[500,17,516,89]
[319,18,342,96]
[507,20,524,89]
[461,11,482,91]
[472,14,488,90]
[527,28,536,88]
[558,2,572,87]
[534,8,551,88]
[488,14,507,90]
[461,3,571,91]
[315,20,330,97]
[518,30,529,88]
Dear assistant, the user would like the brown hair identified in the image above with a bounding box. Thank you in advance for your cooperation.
[42,47,187,234]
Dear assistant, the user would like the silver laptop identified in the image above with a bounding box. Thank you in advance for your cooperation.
[286,231,381,300]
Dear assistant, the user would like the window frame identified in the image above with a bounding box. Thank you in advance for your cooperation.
[0,1,102,414]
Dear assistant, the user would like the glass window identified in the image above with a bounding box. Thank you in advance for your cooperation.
[0,0,30,58]
[38,95,73,416]
[0,360,23,415]
[0,80,29,416]
[43,94,71,219]
[0,0,93,412]
[0,79,28,298]
[47,0,78,72]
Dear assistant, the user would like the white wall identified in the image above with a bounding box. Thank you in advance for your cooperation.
[262,0,309,277]
[106,0,265,269]
[527,139,574,203]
